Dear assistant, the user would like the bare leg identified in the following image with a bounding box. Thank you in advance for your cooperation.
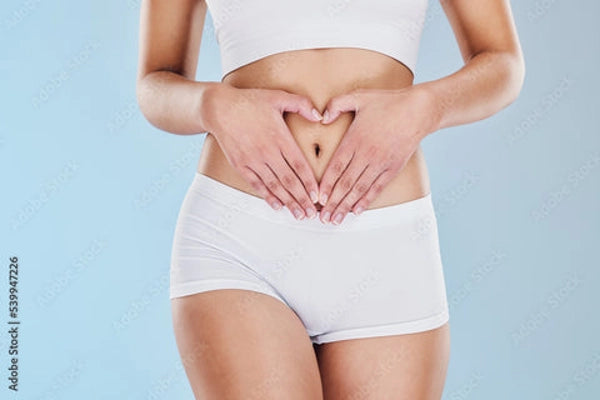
[315,323,451,400]
[171,289,324,400]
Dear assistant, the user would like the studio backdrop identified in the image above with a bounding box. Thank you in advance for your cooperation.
[1,0,598,399]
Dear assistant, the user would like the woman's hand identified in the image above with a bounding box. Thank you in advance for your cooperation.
[202,83,323,220]
[317,86,439,224]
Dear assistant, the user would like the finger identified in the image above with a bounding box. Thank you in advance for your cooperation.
[319,155,368,224]
[272,148,318,219]
[330,164,380,223]
[321,90,361,124]
[351,169,395,215]
[317,141,355,208]
[277,129,320,204]
[277,91,323,122]
[253,162,308,220]
[238,166,283,211]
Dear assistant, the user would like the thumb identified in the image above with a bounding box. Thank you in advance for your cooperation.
[277,92,323,122]
[321,91,361,124]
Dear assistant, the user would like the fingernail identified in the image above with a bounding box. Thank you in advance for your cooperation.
[332,213,343,225]
[270,201,282,210]
[306,207,316,219]
[322,110,330,123]
[354,205,364,215]
[319,192,328,205]
[311,108,323,121]
[322,211,331,223]
[293,208,304,220]
[310,190,319,203]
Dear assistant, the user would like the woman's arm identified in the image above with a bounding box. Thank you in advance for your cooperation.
[136,0,219,135]
[418,0,526,132]
[135,0,323,218]
[315,0,525,224]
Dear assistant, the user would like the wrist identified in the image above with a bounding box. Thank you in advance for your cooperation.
[411,82,443,137]
[197,81,233,135]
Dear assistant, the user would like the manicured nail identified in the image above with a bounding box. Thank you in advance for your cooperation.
[321,211,331,223]
[354,205,364,215]
[322,110,330,123]
[306,207,316,219]
[332,213,343,225]
[312,108,323,121]
[293,208,304,220]
[319,192,328,205]
[309,190,319,203]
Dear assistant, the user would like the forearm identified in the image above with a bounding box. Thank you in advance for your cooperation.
[136,71,222,135]
[417,50,525,133]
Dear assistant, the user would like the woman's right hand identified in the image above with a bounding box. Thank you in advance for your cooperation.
[201,83,323,220]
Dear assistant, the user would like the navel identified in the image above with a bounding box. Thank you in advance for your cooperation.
[313,142,321,157]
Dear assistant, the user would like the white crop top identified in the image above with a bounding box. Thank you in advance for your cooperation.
[205,0,429,81]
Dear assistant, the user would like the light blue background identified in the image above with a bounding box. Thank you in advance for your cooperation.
[1,0,598,398]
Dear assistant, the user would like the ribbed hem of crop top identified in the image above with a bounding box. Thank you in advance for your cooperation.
[204,0,430,81]
[215,18,425,81]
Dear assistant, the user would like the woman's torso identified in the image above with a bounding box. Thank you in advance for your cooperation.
[197,47,431,211]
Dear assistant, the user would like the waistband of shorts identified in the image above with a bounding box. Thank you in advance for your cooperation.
[190,172,436,232]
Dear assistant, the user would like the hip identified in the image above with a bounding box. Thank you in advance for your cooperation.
[196,47,432,210]
[195,130,431,211]
[170,170,448,336]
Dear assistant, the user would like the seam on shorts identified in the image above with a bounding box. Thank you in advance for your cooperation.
[169,278,288,308]
[311,308,450,344]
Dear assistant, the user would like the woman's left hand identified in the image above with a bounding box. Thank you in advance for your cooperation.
[317,85,439,224]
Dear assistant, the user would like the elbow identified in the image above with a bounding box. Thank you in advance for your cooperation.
[135,75,165,133]
[505,50,526,105]
[136,76,150,122]
[136,74,163,130]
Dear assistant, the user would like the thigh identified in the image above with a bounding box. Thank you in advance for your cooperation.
[315,323,450,400]
[171,289,324,400]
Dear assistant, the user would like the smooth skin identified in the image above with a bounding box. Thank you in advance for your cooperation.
[136,0,524,399]
[317,0,525,224]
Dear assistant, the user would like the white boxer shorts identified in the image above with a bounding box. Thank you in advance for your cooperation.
[169,172,450,344]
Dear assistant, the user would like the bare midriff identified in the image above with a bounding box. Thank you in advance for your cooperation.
[196,48,431,212]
